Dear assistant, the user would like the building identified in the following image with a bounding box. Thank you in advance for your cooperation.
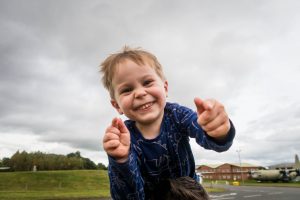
[196,163,262,181]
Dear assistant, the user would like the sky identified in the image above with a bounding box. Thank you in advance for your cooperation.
[0,0,299,167]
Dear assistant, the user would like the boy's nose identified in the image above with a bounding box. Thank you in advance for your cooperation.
[134,87,147,98]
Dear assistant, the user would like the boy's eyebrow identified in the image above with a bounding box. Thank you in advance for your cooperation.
[139,74,156,80]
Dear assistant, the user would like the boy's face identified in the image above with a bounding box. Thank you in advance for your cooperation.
[110,59,168,126]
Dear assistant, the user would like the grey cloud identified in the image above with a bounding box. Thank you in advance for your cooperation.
[1,0,300,165]
[246,101,300,133]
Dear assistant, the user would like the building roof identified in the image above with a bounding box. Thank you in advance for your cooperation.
[196,163,260,169]
[196,164,222,169]
[226,163,260,168]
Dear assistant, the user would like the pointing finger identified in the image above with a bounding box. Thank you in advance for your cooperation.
[194,97,205,115]
[111,117,119,128]
[117,118,129,134]
[194,98,214,113]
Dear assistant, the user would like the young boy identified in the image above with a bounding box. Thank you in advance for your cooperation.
[100,47,235,200]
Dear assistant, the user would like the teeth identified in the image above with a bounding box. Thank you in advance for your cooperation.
[140,102,152,110]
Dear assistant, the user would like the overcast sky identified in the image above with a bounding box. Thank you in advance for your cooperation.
[1,0,299,167]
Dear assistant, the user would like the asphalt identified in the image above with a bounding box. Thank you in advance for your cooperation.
[74,185,300,200]
[209,184,300,200]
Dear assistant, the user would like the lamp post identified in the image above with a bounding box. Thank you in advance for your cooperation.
[236,149,244,184]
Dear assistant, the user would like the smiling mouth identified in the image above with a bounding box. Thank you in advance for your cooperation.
[136,102,154,111]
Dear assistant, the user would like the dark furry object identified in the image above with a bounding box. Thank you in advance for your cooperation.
[150,176,210,200]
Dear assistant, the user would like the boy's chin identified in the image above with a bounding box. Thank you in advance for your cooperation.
[136,119,156,125]
[135,114,163,125]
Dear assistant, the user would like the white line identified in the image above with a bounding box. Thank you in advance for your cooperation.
[268,192,283,195]
[243,194,262,198]
[210,193,237,200]
[210,193,237,198]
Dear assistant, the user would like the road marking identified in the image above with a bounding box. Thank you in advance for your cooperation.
[210,193,237,199]
[268,192,283,195]
[243,194,262,198]
[210,193,237,197]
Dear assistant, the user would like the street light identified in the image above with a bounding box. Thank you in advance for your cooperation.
[236,149,244,184]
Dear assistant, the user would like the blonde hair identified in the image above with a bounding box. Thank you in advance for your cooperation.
[100,46,166,98]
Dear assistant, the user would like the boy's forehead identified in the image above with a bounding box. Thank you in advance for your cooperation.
[118,57,151,67]
[114,58,154,74]
[112,60,160,84]
[117,61,147,75]
[110,57,164,86]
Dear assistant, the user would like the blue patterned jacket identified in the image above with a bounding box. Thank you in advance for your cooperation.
[108,102,235,200]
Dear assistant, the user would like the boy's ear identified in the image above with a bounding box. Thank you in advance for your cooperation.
[110,99,124,115]
[164,80,168,97]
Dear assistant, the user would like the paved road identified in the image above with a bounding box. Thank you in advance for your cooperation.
[209,185,300,200]
[96,185,300,200]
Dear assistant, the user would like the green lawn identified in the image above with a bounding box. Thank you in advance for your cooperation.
[1,170,299,199]
[0,170,110,200]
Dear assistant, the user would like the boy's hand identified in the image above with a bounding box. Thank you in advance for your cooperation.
[194,97,231,140]
[103,117,130,163]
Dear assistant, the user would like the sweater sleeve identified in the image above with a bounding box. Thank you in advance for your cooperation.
[190,118,235,152]
[170,103,235,152]
[108,147,145,200]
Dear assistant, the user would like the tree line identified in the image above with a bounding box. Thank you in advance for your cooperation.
[0,150,107,171]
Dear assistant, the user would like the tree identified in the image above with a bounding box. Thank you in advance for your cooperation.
[2,157,10,167]
[67,151,81,158]
[97,163,108,170]
[7,150,99,171]
[83,158,97,169]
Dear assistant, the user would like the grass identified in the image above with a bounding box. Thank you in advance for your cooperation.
[0,170,110,200]
[1,171,299,199]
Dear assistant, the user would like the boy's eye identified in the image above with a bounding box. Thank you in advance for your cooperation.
[120,87,132,94]
[143,80,153,86]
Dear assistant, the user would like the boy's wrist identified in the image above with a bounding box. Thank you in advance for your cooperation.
[115,156,129,163]
[206,119,235,145]
[108,152,129,164]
